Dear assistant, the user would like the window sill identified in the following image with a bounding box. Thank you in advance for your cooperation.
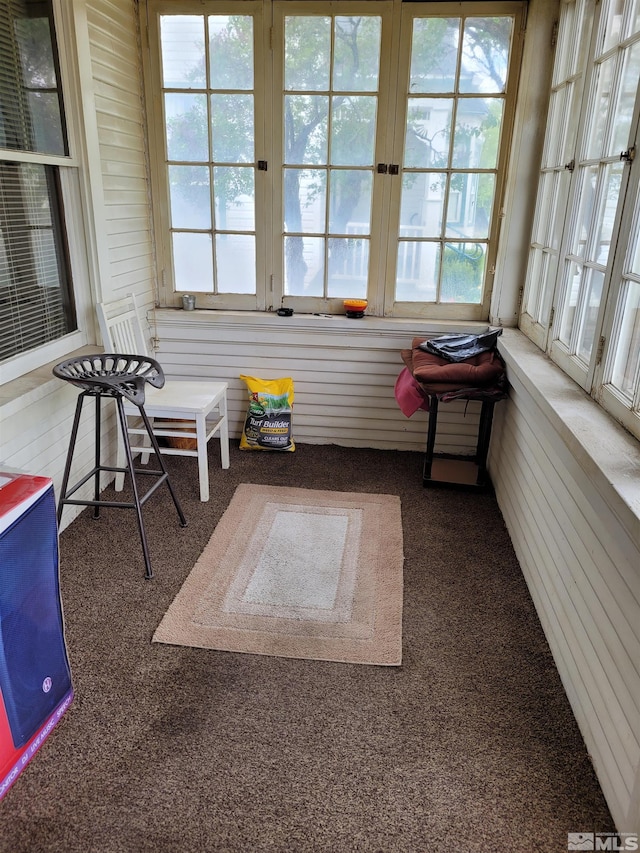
[498,329,640,547]
[0,345,103,417]
[151,307,491,337]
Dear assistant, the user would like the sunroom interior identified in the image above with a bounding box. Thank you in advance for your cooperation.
[0,0,639,838]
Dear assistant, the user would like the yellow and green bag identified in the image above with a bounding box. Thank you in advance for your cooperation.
[239,375,295,451]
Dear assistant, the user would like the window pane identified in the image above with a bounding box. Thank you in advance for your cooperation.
[586,57,616,157]
[327,237,368,297]
[282,13,382,301]
[440,243,485,303]
[329,171,372,234]
[331,96,377,166]
[160,16,205,87]
[396,12,513,308]
[559,261,583,346]
[400,172,446,237]
[0,162,74,361]
[446,173,494,239]
[284,236,324,295]
[611,280,640,397]
[594,162,624,264]
[0,1,67,155]
[213,167,255,231]
[211,94,254,162]
[284,169,326,234]
[209,16,253,90]
[334,17,381,92]
[452,98,503,169]
[571,166,599,258]
[215,234,255,293]
[284,95,329,164]
[396,243,439,301]
[404,99,453,169]
[577,268,604,361]
[459,18,512,94]
[612,41,640,152]
[410,19,460,94]
[172,232,213,292]
[165,93,208,161]
[285,17,331,90]
[169,165,211,228]
[609,181,640,399]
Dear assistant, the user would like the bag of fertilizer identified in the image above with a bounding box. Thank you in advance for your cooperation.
[239,375,295,451]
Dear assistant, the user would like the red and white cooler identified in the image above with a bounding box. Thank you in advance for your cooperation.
[0,470,73,800]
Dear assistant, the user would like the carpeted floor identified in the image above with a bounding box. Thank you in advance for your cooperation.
[0,443,614,852]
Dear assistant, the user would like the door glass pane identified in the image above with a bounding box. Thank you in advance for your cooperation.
[452,99,503,169]
[404,98,453,169]
[396,243,439,301]
[284,96,329,164]
[211,95,254,162]
[209,16,253,89]
[215,234,255,292]
[459,18,512,94]
[169,165,211,228]
[334,17,381,92]
[213,167,255,231]
[400,172,446,237]
[160,16,205,87]
[327,237,369,297]
[441,243,484,303]
[329,171,372,233]
[284,170,326,233]
[445,173,494,239]
[410,19,460,93]
[331,96,377,166]
[285,17,331,90]
[172,232,213,292]
[284,236,324,295]
[164,93,208,161]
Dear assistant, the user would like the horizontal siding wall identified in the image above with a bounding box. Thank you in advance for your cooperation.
[152,311,488,454]
[86,0,156,319]
[0,349,118,532]
[491,333,640,834]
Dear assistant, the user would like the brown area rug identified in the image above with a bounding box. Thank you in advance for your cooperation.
[153,483,403,665]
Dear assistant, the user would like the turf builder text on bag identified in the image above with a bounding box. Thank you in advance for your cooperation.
[239,375,295,452]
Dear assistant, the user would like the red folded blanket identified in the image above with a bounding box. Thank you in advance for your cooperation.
[401,337,505,393]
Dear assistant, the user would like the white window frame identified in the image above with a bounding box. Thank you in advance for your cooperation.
[0,0,93,386]
[520,0,640,440]
[143,0,525,321]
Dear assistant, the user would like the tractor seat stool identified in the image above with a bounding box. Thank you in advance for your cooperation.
[53,353,187,579]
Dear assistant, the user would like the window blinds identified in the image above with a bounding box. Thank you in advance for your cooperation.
[0,0,67,156]
[0,161,74,362]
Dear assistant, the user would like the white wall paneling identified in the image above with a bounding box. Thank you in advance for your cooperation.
[492,330,640,834]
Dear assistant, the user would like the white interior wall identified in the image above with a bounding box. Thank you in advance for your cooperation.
[151,310,487,454]
[492,331,640,835]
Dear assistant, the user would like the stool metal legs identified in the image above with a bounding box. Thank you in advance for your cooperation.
[422,395,496,491]
[57,390,187,579]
